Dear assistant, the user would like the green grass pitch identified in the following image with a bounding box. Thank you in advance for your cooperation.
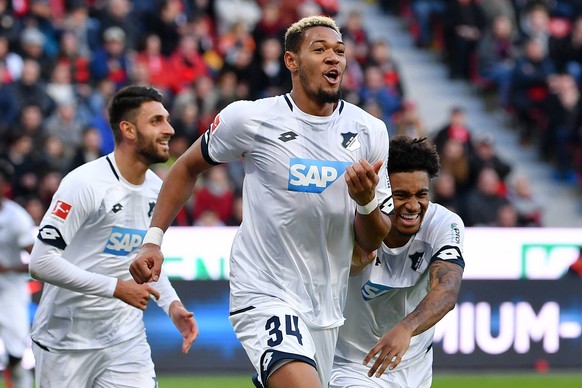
[3,372,581,387]
[153,373,582,387]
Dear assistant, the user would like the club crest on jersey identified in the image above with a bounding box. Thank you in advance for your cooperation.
[288,158,351,193]
[104,227,146,256]
[51,200,72,221]
[341,132,360,151]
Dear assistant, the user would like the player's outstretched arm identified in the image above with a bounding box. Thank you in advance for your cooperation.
[169,300,199,354]
[130,138,213,283]
[363,260,463,377]
[346,159,391,252]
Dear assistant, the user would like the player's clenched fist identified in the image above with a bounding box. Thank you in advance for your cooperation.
[129,243,164,284]
[113,278,161,311]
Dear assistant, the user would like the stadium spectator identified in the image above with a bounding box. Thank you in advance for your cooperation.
[169,32,211,94]
[471,133,513,191]
[7,58,56,118]
[511,38,556,145]
[476,14,518,108]
[392,101,426,138]
[368,39,405,100]
[506,173,543,227]
[18,27,54,81]
[191,165,235,225]
[443,0,486,80]
[464,167,508,226]
[90,26,131,88]
[129,16,393,388]
[359,65,402,128]
[432,106,475,157]
[496,202,520,227]
[96,0,140,52]
[68,125,104,171]
[248,35,290,99]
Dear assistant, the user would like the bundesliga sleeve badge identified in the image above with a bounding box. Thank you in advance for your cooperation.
[51,200,72,220]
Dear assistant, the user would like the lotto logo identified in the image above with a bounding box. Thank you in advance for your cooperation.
[51,200,72,220]
[288,158,351,193]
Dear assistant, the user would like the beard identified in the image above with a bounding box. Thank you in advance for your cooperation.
[135,131,169,165]
[299,67,341,104]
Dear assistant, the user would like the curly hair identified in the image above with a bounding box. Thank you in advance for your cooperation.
[388,135,440,178]
[284,15,341,53]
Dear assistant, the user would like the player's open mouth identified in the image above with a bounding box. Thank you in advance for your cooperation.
[324,69,340,84]
[399,213,419,224]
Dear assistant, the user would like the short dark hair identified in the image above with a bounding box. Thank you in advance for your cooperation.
[284,15,341,53]
[107,85,164,144]
[388,135,440,178]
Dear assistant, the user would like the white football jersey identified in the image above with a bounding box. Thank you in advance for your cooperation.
[0,198,35,296]
[335,203,465,369]
[202,94,393,329]
[30,154,179,350]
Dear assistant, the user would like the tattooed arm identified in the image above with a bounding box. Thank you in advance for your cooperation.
[363,260,464,377]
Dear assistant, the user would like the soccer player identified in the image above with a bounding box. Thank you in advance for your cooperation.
[28,86,198,387]
[330,135,465,388]
[0,160,35,388]
[130,16,393,388]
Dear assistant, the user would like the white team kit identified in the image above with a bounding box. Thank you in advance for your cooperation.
[331,203,465,387]
[201,94,393,386]
[0,199,35,359]
[30,154,179,388]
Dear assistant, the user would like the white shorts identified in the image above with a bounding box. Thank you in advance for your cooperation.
[32,334,157,388]
[0,287,30,357]
[229,301,339,387]
[330,347,433,388]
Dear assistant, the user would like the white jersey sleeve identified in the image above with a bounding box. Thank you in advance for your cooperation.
[29,242,117,297]
[201,100,259,164]
[30,172,117,297]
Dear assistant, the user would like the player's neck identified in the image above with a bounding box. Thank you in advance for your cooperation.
[112,148,148,185]
[289,90,337,116]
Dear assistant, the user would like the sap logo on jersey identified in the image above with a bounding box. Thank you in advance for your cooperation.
[104,227,146,256]
[361,281,393,301]
[288,158,351,193]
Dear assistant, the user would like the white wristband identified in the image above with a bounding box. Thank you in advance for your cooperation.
[143,227,164,247]
[356,196,378,215]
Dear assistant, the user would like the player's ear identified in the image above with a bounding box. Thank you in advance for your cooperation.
[284,51,298,73]
[119,120,136,140]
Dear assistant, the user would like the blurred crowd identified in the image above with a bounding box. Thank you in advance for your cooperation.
[0,0,562,228]
[391,0,582,185]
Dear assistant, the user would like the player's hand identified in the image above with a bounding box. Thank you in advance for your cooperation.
[363,322,412,378]
[350,243,376,275]
[345,159,382,208]
[169,301,199,354]
[113,279,161,311]
[129,243,164,284]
